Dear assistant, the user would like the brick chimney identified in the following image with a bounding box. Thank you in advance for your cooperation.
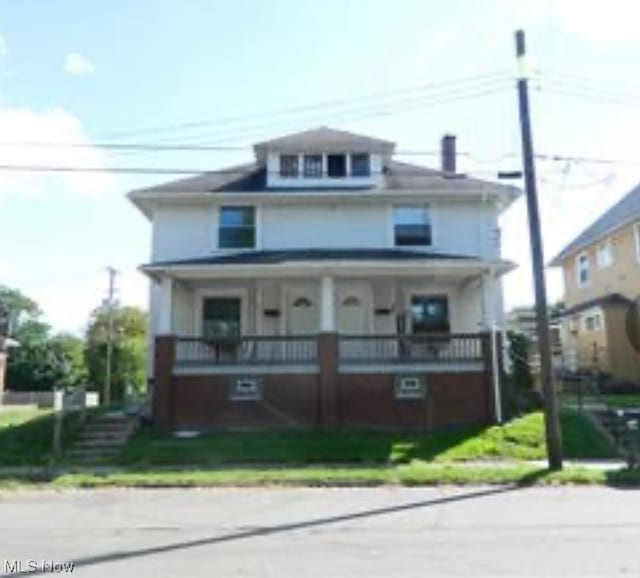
[441,134,457,175]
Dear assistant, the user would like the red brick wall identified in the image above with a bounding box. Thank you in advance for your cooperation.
[171,373,320,430]
[337,372,491,431]
[153,335,496,431]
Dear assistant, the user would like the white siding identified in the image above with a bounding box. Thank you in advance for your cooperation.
[261,204,389,249]
[432,202,499,258]
[151,204,214,261]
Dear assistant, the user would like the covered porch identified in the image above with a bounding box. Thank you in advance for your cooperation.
[147,256,508,430]
[146,254,509,370]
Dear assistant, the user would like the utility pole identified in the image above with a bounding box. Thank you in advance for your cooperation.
[515,29,563,470]
[104,267,118,407]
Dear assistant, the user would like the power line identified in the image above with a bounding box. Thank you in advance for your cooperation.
[0,164,510,179]
[148,80,513,146]
[100,70,511,140]
[0,140,471,158]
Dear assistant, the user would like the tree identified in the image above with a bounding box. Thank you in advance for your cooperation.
[85,305,147,403]
[0,285,89,391]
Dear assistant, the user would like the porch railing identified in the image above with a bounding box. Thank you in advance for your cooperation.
[175,335,318,366]
[338,333,486,364]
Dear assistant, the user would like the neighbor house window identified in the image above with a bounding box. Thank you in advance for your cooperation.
[279,154,299,178]
[583,311,602,332]
[219,206,255,249]
[327,154,347,178]
[303,154,323,178]
[410,295,450,333]
[393,205,432,246]
[575,252,590,287]
[596,241,613,268]
[351,153,371,177]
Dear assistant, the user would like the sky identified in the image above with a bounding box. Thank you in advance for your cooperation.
[1,0,640,334]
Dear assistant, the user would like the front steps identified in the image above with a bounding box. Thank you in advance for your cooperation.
[67,411,137,464]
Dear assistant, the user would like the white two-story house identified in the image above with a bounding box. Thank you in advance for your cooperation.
[129,127,519,431]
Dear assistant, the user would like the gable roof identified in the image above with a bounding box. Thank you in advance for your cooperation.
[550,181,640,266]
[253,126,396,159]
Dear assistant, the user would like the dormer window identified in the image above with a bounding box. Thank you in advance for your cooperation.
[279,154,299,178]
[351,153,371,177]
[327,154,347,178]
[303,154,323,178]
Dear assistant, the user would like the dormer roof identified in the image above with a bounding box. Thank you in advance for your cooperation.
[253,126,395,161]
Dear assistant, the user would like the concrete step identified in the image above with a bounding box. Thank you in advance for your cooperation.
[68,414,138,463]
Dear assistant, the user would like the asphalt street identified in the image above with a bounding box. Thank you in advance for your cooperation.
[1,485,639,577]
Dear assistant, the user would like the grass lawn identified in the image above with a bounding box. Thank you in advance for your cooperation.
[2,462,639,490]
[0,408,86,466]
[602,395,640,409]
[119,410,616,467]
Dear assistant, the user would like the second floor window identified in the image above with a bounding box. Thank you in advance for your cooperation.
[596,241,613,268]
[303,154,323,178]
[279,154,299,178]
[351,153,371,177]
[219,206,255,249]
[393,205,432,246]
[576,252,590,287]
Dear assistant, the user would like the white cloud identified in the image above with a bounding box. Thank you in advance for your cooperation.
[64,52,95,76]
[0,34,6,58]
[0,106,114,200]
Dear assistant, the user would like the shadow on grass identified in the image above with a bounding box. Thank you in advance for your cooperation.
[0,410,88,467]
[118,410,616,468]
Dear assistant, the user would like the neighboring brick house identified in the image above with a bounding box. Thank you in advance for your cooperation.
[129,127,520,430]
[550,182,640,382]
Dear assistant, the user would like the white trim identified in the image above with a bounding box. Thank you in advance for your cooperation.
[634,222,640,264]
[175,364,319,375]
[193,287,249,336]
[339,361,484,374]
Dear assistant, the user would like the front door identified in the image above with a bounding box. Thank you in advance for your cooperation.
[286,290,318,335]
[337,285,371,335]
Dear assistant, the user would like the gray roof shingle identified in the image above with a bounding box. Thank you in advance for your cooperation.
[550,181,640,265]
[143,248,475,268]
[253,126,396,157]
[130,159,513,195]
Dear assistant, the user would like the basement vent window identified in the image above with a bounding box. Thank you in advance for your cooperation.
[230,377,262,401]
[394,375,426,399]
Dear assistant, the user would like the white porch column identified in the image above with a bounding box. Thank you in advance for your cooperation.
[481,271,496,329]
[320,275,336,332]
[158,276,174,334]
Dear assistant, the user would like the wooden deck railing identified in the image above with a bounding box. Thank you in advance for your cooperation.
[175,335,318,366]
[338,333,486,364]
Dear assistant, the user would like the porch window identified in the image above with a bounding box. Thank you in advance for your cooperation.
[351,153,371,177]
[202,297,241,338]
[327,154,347,178]
[410,295,450,333]
[394,205,432,246]
[219,206,255,249]
[303,154,323,178]
[279,154,299,178]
